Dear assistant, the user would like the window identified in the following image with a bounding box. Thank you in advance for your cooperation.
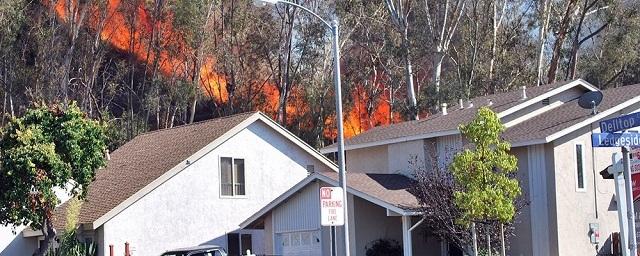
[576,144,585,191]
[220,157,245,196]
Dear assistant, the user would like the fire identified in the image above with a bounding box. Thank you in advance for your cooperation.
[50,0,228,102]
[324,84,400,139]
[47,0,398,140]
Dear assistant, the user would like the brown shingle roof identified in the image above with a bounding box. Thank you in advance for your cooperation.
[323,80,580,150]
[503,83,640,144]
[318,171,420,210]
[77,112,257,225]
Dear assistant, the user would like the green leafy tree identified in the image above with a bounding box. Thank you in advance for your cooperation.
[450,107,520,255]
[0,103,106,256]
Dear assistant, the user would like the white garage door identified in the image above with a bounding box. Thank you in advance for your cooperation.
[276,230,322,256]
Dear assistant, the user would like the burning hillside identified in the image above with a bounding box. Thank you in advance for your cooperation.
[47,0,399,139]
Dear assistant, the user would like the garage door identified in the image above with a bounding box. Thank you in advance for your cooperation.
[276,230,321,256]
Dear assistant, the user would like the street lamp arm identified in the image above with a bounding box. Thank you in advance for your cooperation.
[273,0,332,30]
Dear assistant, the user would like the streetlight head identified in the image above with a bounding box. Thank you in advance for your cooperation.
[253,0,280,7]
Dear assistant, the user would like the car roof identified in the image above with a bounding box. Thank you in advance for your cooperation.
[165,245,223,253]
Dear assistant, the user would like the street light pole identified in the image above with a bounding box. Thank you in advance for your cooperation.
[330,19,351,256]
[253,1,350,255]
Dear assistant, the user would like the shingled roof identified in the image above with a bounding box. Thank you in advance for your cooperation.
[318,171,420,210]
[503,83,640,145]
[321,80,594,152]
[77,112,258,225]
[240,170,420,229]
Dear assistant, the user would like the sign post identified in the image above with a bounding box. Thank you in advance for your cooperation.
[611,153,630,256]
[595,112,640,256]
[622,147,638,256]
[321,187,345,256]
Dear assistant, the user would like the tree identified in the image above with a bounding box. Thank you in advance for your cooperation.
[546,0,579,84]
[0,103,107,256]
[450,107,520,255]
[383,0,419,120]
[423,0,467,106]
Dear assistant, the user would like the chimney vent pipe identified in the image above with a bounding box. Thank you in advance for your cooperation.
[521,86,527,100]
[441,103,448,115]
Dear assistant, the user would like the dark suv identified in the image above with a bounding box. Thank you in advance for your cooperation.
[160,245,228,256]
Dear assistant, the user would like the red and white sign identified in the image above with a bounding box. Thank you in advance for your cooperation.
[632,148,640,200]
[320,187,344,226]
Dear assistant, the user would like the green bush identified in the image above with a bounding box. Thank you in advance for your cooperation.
[46,230,97,256]
[365,239,402,256]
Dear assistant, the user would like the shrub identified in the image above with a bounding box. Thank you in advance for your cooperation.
[365,239,402,256]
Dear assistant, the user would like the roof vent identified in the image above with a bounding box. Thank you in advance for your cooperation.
[105,150,111,161]
[542,98,550,105]
[467,100,474,109]
[521,86,527,100]
[487,99,493,106]
[459,99,464,109]
[441,103,448,115]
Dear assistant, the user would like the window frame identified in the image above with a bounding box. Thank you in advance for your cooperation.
[575,143,587,192]
[219,156,247,198]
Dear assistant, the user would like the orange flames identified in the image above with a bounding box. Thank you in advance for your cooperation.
[324,84,400,139]
[50,0,228,102]
[48,0,397,139]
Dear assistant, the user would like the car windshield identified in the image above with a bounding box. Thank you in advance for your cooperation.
[161,249,226,256]
[161,252,189,256]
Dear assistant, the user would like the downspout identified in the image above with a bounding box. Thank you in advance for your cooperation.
[409,217,425,232]
[403,216,426,256]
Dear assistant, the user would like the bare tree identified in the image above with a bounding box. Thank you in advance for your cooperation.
[547,0,579,84]
[565,0,610,80]
[423,0,467,107]
[383,0,418,120]
[487,0,506,93]
[536,0,551,86]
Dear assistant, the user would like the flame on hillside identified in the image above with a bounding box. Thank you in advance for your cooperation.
[47,0,398,139]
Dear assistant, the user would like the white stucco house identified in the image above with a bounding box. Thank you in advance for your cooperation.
[242,79,640,256]
[1,111,337,256]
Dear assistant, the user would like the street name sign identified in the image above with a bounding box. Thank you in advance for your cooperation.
[592,133,640,147]
[600,112,640,133]
[320,187,344,226]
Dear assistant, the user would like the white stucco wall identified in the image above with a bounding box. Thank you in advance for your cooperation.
[551,126,619,256]
[98,121,329,256]
[0,226,38,256]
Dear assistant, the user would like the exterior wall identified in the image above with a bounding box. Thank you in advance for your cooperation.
[436,135,462,170]
[527,144,552,255]
[346,139,427,176]
[346,145,388,173]
[273,182,320,233]
[388,140,426,176]
[264,214,274,255]
[352,196,403,256]
[262,183,438,256]
[551,126,619,256]
[98,121,326,256]
[0,226,38,256]
[507,146,533,256]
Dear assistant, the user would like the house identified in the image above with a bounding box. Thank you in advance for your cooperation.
[241,79,640,256]
[1,111,337,256]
